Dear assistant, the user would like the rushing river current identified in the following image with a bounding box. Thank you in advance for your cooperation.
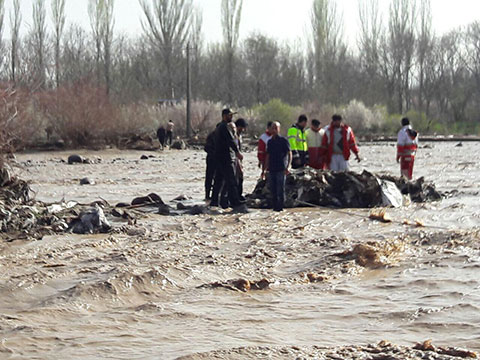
[1,142,479,359]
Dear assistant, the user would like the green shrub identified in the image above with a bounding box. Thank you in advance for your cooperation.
[341,100,385,134]
[253,98,297,134]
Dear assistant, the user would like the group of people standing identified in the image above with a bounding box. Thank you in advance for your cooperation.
[204,109,249,212]
[205,108,419,213]
[257,114,362,211]
[157,120,175,148]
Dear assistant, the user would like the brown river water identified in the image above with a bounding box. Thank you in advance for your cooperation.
[1,142,479,359]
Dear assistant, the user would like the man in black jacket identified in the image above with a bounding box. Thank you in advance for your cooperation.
[210,109,244,209]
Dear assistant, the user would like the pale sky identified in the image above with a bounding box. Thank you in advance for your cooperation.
[3,0,480,47]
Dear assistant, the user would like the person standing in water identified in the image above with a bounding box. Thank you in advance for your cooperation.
[166,120,174,146]
[397,117,418,180]
[266,122,292,212]
[320,114,360,171]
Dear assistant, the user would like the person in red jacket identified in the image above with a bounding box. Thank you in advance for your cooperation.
[320,114,361,171]
[396,117,418,180]
[257,121,273,173]
[305,119,325,169]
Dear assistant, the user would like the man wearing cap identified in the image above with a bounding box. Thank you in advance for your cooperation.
[210,109,245,210]
[287,115,308,169]
[397,117,418,180]
[305,119,325,169]
[320,114,360,171]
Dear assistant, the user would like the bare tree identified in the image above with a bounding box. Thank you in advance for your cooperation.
[0,0,5,71]
[243,33,279,104]
[189,8,203,100]
[61,24,95,84]
[465,22,480,94]
[435,31,472,123]
[10,0,21,85]
[416,0,433,114]
[379,0,416,113]
[51,0,66,87]
[102,0,115,95]
[89,0,105,84]
[221,0,243,104]
[32,0,47,88]
[277,44,307,105]
[139,0,194,98]
[358,0,382,105]
[311,0,346,104]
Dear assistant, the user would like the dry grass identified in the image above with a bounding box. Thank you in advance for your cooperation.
[0,84,38,162]
[38,81,119,147]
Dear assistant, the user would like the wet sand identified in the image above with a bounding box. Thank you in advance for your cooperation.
[1,142,479,359]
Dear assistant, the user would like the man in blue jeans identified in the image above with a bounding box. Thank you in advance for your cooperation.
[265,122,292,212]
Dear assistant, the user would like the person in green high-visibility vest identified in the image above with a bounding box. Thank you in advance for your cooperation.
[287,115,309,169]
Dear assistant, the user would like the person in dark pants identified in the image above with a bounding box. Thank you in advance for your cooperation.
[210,109,245,211]
[166,120,174,146]
[204,130,216,200]
[265,122,292,212]
[220,122,238,208]
[157,126,166,147]
[234,118,248,201]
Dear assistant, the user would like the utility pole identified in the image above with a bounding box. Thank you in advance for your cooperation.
[186,43,192,138]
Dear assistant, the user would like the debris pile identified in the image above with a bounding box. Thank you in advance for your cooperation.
[247,169,442,209]
[0,165,36,234]
[0,165,114,238]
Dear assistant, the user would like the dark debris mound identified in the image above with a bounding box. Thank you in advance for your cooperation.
[380,174,442,203]
[247,169,442,209]
[0,165,113,239]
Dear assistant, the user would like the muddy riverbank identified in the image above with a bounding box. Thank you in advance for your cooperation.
[1,142,479,359]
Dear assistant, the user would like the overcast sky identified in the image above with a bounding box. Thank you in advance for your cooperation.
[3,0,480,46]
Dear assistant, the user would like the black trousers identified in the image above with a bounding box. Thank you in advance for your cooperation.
[157,130,166,147]
[292,151,308,169]
[269,171,286,210]
[205,155,216,199]
[221,163,243,206]
[211,161,240,207]
[237,173,244,198]
[166,131,173,145]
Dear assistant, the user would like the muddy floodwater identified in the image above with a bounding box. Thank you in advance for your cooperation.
[1,142,480,359]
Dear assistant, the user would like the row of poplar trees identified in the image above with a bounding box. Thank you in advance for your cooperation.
[0,0,479,125]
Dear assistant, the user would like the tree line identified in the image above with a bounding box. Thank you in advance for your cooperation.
[1,0,480,137]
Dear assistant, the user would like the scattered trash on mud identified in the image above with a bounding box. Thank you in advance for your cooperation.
[67,204,111,234]
[67,154,101,165]
[199,278,271,292]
